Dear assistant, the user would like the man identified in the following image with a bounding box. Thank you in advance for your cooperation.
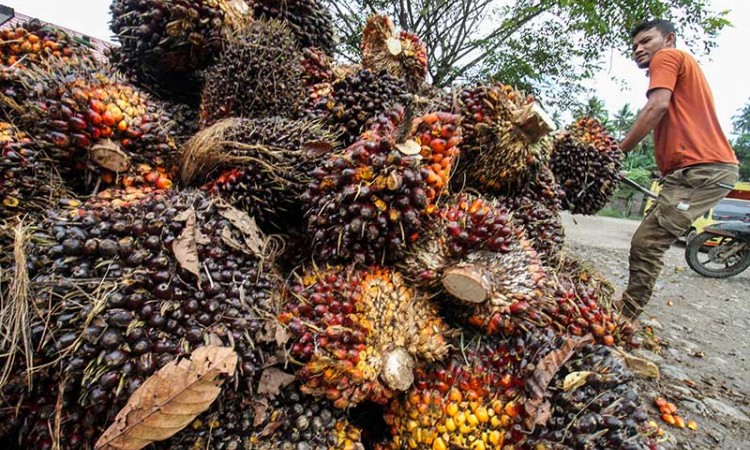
[618,19,739,321]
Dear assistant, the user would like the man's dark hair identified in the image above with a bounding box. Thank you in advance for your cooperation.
[630,19,676,39]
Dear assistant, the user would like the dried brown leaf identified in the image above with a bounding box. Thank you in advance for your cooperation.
[301,140,334,157]
[172,208,204,281]
[95,346,238,450]
[257,368,295,397]
[217,202,264,256]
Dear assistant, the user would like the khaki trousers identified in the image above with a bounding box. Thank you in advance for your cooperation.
[621,163,739,318]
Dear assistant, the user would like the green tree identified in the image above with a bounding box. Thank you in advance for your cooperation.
[325,0,729,108]
[573,96,609,125]
[732,99,750,180]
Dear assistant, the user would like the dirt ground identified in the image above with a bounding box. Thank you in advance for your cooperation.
[562,213,750,449]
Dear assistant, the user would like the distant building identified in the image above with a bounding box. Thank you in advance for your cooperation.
[0,4,112,60]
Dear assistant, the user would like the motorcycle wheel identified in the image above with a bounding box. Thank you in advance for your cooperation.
[685,232,750,278]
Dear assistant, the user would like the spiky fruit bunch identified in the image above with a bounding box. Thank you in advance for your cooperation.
[552,117,624,214]
[529,344,652,450]
[159,384,365,450]
[301,68,412,146]
[399,193,522,287]
[253,0,336,54]
[546,254,637,347]
[1,57,176,191]
[279,266,449,409]
[181,116,339,231]
[109,0,251,95]
[0,122,66,219]
[498,166,566,259]
[411,111,462,194]
[303,109,450,264]
[159,99,200,146]
[456,82,553,192]
[301,47,336,88]
[4,189,283,447]
[383,331,562,450]
[449,249,551,336]
[361,15,428,93]
[200,20,304,127]
[0,19,87,68]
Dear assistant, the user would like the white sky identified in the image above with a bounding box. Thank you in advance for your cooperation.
[3,0,748,135]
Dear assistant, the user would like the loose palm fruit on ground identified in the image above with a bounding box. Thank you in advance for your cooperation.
[302,108,448,264]
[383,330,562,450]
[4,188,284,447]
[109,0,251,98]
[552,117,625,214]
[497,165,566,260]
[0,19,89,68]
[0,57,177,192]
[200,19,304,127]
[454,82,554,193]
[0,122,70,220]
[301,47,336,88]
[300,68,412,146]
[528,344,652,450]
[399,193,523,288]
[253,0,337,55]
[361,15,428,93]
[279,265,449,409]
[181,116,340,232]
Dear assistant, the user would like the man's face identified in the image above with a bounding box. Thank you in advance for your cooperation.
[631,28,674,69]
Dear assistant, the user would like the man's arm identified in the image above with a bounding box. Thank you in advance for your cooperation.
[620,88,672,153]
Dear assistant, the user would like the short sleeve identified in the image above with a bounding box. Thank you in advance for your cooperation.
[647,50,683,96]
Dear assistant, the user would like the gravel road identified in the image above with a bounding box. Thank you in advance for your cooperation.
[562,213,750,449]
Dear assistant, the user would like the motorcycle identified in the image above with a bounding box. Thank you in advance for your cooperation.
[685,221,750,278]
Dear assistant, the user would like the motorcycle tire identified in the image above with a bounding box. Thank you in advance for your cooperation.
[685,232,750,278]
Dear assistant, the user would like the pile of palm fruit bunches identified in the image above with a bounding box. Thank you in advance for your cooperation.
[0,3,657,450]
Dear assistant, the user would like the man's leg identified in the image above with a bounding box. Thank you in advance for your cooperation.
[621,164,739,318]
[621,210,676,318]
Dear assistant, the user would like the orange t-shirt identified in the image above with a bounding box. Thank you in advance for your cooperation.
[647,48,738,175]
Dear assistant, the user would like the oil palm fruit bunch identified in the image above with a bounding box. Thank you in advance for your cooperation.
[528,344,652,450]
[278,265,449,409]
[399,193,522,288]
[109,0,251,98]
[455,82,554,193]
[181,116,339,231]
[498,165,566,260]
[159,98,200,146]
[547,255,637,347]
[0,19,88,68]
[551,117,624,214]
[301,47,336,88]
[9,188,283,447]
[361,15,428,93]
[0,57,177,192]
[158,383,365,450]
[382,330,562,450]
[300,68,412,146]
[0,122,66,219]
[303,108,450,264]
[200,20,304,127]
[252,0,336,55]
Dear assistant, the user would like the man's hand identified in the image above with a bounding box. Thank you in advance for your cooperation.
[620,88,672,152]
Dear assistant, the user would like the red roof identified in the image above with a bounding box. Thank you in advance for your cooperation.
[1,10,113,61]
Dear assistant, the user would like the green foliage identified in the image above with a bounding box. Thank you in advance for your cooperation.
[325,0,728,109]
[731,99,750,180]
